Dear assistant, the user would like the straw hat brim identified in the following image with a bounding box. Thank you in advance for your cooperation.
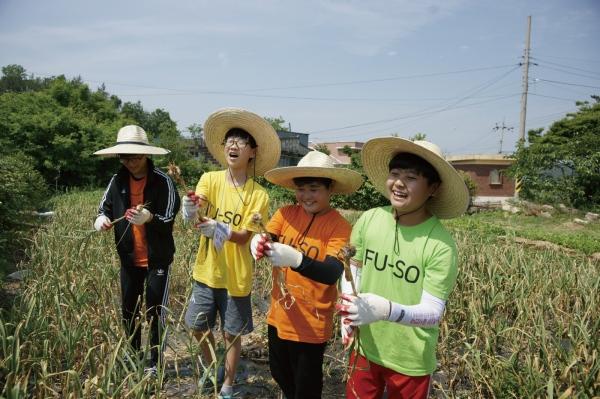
[361,137,469,219]
[203,108,281,176]
[94,144,170,156]
[265,166,363,194]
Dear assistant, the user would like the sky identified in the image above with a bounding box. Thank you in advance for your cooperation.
[1,0,599,155]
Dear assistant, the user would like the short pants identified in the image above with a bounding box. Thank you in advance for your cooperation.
[184,280,253,335]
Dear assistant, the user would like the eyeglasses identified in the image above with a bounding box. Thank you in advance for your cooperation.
[222,138,249,149]
[118,154,144,161]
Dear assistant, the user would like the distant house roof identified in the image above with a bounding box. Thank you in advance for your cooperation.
[447,154,515,166]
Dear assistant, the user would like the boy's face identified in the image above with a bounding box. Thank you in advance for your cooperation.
[386,167,439,216]
[223,137,256,171]
[119,154,148,177]
[295,181,332,216]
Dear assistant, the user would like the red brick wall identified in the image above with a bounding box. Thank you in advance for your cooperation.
[453,164,515,197]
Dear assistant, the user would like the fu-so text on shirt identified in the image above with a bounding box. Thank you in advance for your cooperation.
[207,207,243,227]
[278,235,320,260]
[364,249,421,284]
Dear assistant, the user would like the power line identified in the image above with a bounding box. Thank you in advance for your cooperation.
[310,66,520,137]
[536,64,600,81]
[234,64,519,92]
[534,78,600,90]
[529,93,582,102]
[311,93,519,141]
[531,57,600,77]
[533,53,600,64]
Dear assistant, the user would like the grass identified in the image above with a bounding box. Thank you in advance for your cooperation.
[446,210,600,255]
[0,190,598,398]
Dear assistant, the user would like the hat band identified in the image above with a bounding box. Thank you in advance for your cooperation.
[116,141,149,145]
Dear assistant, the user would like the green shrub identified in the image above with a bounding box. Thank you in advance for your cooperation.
[0,152,48,276]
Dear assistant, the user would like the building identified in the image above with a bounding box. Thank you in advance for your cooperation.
[186,130,310,167]
[446,154,516,205]
[278,130,311,166]
[309,141,364,165]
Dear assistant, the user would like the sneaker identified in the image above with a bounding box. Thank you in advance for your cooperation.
[217,393,233,399]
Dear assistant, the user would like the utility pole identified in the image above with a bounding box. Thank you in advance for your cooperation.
[519,15,532,143]
[515,15,532,199]
[493,121,514,154]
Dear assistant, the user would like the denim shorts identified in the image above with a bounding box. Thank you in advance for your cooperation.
[185,280,254,335]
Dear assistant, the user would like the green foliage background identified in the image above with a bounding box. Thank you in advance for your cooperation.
[508,96,600,210]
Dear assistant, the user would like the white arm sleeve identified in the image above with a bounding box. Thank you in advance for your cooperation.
[340,259,361,295]
[388,290,446,328]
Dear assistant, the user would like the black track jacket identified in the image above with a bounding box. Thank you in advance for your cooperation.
[97,159,181,268]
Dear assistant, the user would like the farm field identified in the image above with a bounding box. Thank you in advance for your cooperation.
[1,190,598,398]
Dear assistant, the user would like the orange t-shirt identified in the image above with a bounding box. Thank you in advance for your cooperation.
[129,175,148,267]
[266,205,352,343]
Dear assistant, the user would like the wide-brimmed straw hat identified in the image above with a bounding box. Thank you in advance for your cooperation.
[265,150,363,194]
[361,137,469,219]
[203,108,281,176]
[94,125,169,156]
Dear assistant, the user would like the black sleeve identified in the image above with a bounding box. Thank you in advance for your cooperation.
[292,255,344,285]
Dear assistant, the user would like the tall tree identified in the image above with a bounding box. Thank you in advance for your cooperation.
[508,96,600,208]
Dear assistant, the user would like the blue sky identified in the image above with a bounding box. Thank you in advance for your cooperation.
[1,0,598,155]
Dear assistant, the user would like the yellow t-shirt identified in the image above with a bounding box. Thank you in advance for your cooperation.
[266,205,352,343]
[192,170,269,296]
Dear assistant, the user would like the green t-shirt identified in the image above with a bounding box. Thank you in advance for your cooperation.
[351,206,458,376]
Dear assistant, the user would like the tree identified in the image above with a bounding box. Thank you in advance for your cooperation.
[508,96,600,209]
[265,116,290,132]
[187,123,203,140]
[313,143,330,155]
[0,65,188,188]
[409,132,427,141]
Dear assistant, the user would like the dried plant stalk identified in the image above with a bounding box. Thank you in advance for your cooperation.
[109,203,148,226]
[167,162,189,193]
[251,213,292,301]
[338,245,357,295]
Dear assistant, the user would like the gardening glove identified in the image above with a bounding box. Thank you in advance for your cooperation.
[337,293,391,327]
[265,242,303,268]
[250,233,269,261]
[182,192,200,222]
[94,215,112,231]
[126,207,153,225]
[198,217,231,240]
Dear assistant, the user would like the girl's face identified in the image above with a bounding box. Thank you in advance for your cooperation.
[295,181,333,216]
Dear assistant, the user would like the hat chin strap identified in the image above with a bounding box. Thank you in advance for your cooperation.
[392,200,429,221]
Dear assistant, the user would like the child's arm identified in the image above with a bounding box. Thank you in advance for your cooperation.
[252,237,344,285]
[337,290,446,328]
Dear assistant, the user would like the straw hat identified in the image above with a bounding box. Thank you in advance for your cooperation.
[94,125,169,156]
[203,108,281,176]
[361,137,469,219]
[265,150,363,194]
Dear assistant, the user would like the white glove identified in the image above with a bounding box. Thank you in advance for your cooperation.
[126,207,153,225]
[182,194,199,222]
[338,293,391,327]
[265,242,303,268]
[250,233,268,260]
[198,218,231,239]
[94,215,112,231]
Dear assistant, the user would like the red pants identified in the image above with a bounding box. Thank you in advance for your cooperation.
[346,352,431,399]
